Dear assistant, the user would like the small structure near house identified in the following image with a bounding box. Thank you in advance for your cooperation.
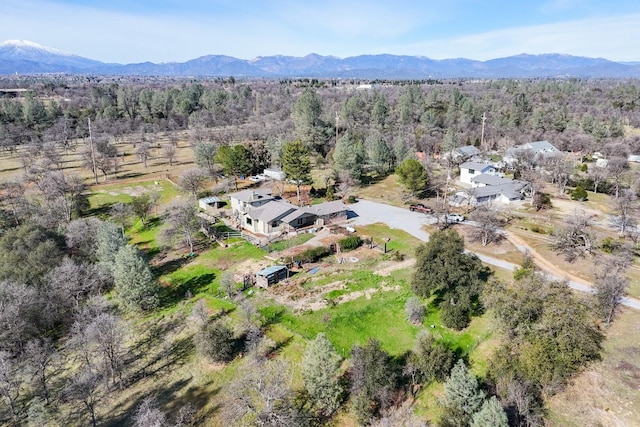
[256,265,289,288]
[263,168,286,181]
[198,196,224,211]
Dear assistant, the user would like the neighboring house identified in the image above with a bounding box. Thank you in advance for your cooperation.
[256,265,289,288]
[459,162,497,185]
[504,140,560,165]
[450,181,529,207]
[451,173,529,206]
[469,173,508,188]
[228,189,349,236]
[628,154,640,163]
[445,145,482,162]
[595,158,609,168]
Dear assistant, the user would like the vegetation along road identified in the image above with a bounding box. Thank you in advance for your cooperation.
[349,199,640,310]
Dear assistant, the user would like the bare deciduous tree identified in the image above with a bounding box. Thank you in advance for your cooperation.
[469,206,504,246]
[162,143,177,166]
[178,169,207,198]
[552,211,595,262]
[594,255,630,327]
[65,368,102,427]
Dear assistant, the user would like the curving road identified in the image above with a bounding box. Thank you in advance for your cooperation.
[348,199,640,311]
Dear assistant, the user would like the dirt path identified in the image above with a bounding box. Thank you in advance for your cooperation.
[374,258,416,276]
[504,231,592,286]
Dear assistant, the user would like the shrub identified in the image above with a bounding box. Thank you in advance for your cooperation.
[347,195,358,204]
[571,185,588,201]
[339,235,362,251]
[405,297,425,325]
[294,246,330,263]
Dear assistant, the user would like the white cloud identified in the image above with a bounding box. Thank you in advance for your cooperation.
[396,14,640,61]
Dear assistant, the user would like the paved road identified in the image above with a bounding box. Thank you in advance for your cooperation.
[347,199,640,311]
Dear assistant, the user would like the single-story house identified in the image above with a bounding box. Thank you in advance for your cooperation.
[198,196,224,212]
[504,140,560,166]
[459,162,497,185]
[450,181,529,207]
[445,145,482,162]
[256,265,288,288]
[303,200,349,226]
[470,173,509,188]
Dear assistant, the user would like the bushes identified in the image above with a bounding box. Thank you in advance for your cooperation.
[294,246,330,263]
[571,185,588,201]
[339,235,362,251]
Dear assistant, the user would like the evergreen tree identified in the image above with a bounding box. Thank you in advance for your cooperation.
[281,140,312,204]
[471,396,508,427]
[332,132,366,183]
[396,158,428,197]
[96,221,127,268]
[113,245,159,311]
[302,333,343,417]
[441,360,486,427]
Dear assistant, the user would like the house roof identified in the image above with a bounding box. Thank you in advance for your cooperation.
[256,265,288,276]
[303,200,349,217]
[456,145,481,156]
[471,173,511,186]
[471,182,527,199]
[199,196,221,204]
[246,199,297,223]
[229,188,274,204]
[460,162,495,171]
[525,140,558,152]
[281,209,314,224]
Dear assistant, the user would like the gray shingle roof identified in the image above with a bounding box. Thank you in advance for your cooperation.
[246,200,296,223]
[303,200,349,216]
[229,188,274,204]
[460,162,495,171]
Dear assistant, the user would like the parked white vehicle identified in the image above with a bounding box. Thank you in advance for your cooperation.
[445,213,465,223]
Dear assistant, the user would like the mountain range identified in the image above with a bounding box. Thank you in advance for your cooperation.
[1,39,640,79]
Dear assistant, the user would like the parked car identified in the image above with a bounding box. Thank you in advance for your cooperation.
[249,175,266,182]
[409,203,433,214]
[445,213,465,223]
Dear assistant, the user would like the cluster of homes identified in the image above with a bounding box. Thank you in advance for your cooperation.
[445,140,561,207]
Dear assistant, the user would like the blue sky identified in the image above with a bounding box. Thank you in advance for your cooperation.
[2,0,640,63]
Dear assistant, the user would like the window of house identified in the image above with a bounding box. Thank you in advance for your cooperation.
[297,218,304,225]
[246,218,252,225]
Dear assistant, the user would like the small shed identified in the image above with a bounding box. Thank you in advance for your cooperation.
[199,196,224,211]
[256,265,289,288]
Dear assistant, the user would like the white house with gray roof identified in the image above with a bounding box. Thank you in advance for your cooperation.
[504,140,560,166]
[459,162,497,185]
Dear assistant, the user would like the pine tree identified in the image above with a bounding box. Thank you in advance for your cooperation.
[441,359,486,427]
[113,245,159,311]
[96,221,127,268]
[281,140,311,204]
[471,396,508,427]
[302,333,343,417]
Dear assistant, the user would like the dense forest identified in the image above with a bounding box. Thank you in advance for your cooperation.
[0,75,638,426]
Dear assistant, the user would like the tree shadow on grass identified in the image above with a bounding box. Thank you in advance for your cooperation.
[159,273,216,308]
[151,256,190,277]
